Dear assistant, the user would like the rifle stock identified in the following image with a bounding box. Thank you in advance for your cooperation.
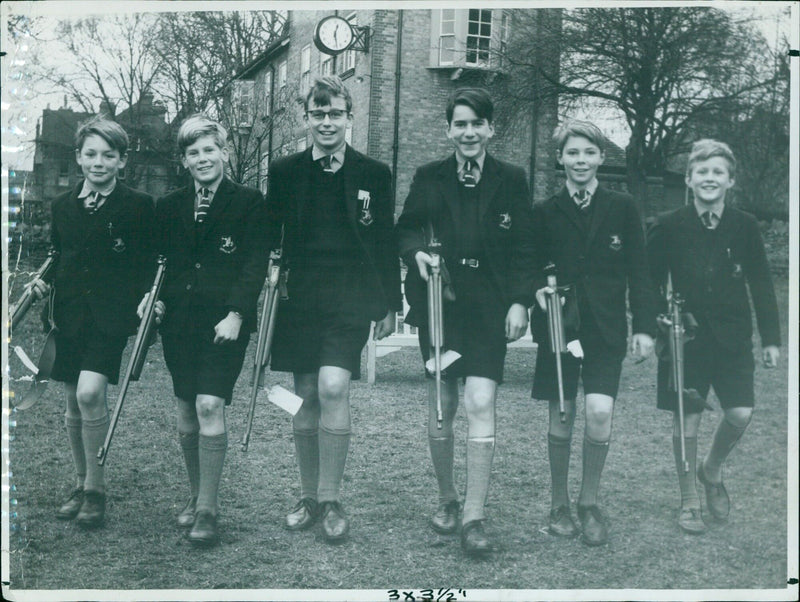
[10,249,58,331]
[427,240,444,429]
[97,255,166,466]
[241,251,284,452]
[544,266,568,423]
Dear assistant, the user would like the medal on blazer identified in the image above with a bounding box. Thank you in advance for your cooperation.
[220,235,237,254]
[609,234,622,252]
[499,212,512,230]
[358,189,373,226]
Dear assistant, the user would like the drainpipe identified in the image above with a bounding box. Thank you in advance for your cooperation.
[391,10,403,207]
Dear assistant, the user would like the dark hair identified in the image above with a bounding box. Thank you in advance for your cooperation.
[304,75,353,113]
[552,120,608,154]
[686,139,736,179]
[446,88,494,124]
[74,115,129,155]
[176,114,228,155]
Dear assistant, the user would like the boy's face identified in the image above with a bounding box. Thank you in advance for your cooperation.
[305,95,351,153]
[686,156,734,207]
[446,104,494,162]
[557,135,605,188]
[75,134,127,189]
[181,135,228,186]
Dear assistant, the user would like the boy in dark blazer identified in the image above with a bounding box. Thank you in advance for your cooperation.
[396,88,536,557]
[647,139,780,533]
[148,114,269,546]
[531,120,657,546]
[31,116,155,528]
[266,76,401,544]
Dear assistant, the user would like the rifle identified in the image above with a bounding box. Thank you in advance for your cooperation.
[10,248,58,331]
[241,250,286,452]
[544,264,568,423]
[97,255,166,466]
[427,238,445,429]
[664,272,689,473]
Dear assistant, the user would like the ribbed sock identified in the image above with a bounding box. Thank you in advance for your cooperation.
[197,433,228,515]
[81,414,109,492]
[65,415,86,487]
[578,435,609,507]
[674,436,700,509]
[548,433,572,509]
[429,435,458,505]
[462,436,495,524]
[179,431,200,498]
[317,425,350,502]
[293,427,319,500]
[704,418,748,481]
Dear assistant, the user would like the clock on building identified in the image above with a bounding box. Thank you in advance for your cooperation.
[313,15,355,55]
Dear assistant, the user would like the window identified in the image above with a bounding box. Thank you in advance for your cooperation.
[300,45,311,93]
[260,151,269,195]
[321,55,333,76]
[278,59,288,89]
[439,9,456,65]
[232,79,255,127]
[430,9,505,69]
[466,9,492,66]
[58,160,69,187]
[263,70,272,117]
[500,11,510,56]
[338,14,357,75]
[295,136,307,152]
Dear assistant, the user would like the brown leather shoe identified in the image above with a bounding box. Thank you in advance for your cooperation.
[75,490,105,528]
[577,504,608,546]
[460,520,493,557]
[430,500,461,535]
[177,496,197,528]
[678,507,706,535]
[548,505,579,537]
[285,497,318,531]
[188,510,219,547]
[319,501,349,543]
[56,487,84,520]
[697,461,730,521]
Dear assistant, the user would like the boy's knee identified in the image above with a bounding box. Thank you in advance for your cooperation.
[725,407,753,428]
[195,395,224,421]
[464,387,495,417]
[318,372,349,402]
[75,384,105,414]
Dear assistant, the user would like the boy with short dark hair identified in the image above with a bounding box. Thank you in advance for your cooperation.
[531,120,657,546]
[150,114,269,546]
[266,76,401,544]
[647,139,780,533]
[32,116,155,528]
[397,87,536,557]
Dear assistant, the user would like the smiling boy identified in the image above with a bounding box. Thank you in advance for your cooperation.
[647,139,780,533]
[530,120,657,546]
[150,114,269,546]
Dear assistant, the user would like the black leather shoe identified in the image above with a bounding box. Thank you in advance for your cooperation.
[75,490,105,528]
[577,505,608,546]
[56,487,84,520]
[460,520,493,557]
[548,505,579,537]
[177,496,197,528]
[285,497,318,531]
[189,510,219,547]
[430,500,461,535]
[697,461,730,521]
[678,507,706,534]
[319,501,349,543]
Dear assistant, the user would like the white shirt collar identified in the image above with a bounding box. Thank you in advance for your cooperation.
[312,144,346,172]
[565,178,598,200]
[456,152,486,174]
[78,179,117,199]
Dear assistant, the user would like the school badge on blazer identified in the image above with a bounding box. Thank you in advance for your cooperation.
[609,234,622,252]
[219,235,237,254]
[358,189,373,226]
[499,212,512,230]
[107,222,126,252]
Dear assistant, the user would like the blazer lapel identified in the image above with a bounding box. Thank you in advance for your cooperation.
[478,154,502,224]
[294,148,314,226]
[436,155,460,239]
[343,145,361,228]
[587,187,612,246]
[179,185,196,234]
[553,187,585,234]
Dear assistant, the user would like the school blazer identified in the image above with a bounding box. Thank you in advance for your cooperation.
[396,153,537,326]
[156,177,270,335]
[47,181,156,338]
[646,204,780,352]
[265,145,402,321]
[530,185,658,352]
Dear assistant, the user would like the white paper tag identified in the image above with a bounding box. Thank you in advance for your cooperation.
[14,346,39,375]
[267,385,304,416]
[425,349,462,373]
[567,339,584,359]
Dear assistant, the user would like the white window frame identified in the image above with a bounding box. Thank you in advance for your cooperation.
[232,79,255,127]
[300,45,312,93]
[278,59,288,89]
[260,150,270,195]
[439,8,456,65]
[466,8,492,67]
[263,70,272,117]
[321,55,333,76]
[338,14,358,75]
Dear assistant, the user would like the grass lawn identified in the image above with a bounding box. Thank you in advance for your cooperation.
[4,269,793,600]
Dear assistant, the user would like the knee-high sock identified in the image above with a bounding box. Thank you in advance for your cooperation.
[81,414,109,492]
[548,433,572,509]
[704,418,748,479]
[179,431,200,498]
[65,415,86,487]
[197,433,227,515]
[317,425,350,503]
[293,427,319,500]
[429,435,457,505]
[462,436,495,524]
[578,435,609,508]
[674,436,700,509]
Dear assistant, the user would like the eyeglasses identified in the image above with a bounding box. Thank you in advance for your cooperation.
[306,109,349,122]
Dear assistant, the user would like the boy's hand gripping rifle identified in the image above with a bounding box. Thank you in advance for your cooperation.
[664,272,690,473]
[427,238,445,430]
[97,255,166,466]
[544,264,569,424]
[10,248,58,330]
[241,250,286,452]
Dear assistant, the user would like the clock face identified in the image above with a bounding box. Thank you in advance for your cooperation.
[314,16,354,55]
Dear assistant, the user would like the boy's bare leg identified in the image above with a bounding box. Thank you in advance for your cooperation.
[547,397,578,536]
[674,411,704,533]
[56,383,87,520]
[577,392,614,545]
[176,397,200,526]
[428,378,460,533]
[74,371,109,527]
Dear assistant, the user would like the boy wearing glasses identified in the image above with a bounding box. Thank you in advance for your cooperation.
[266,76,401,543]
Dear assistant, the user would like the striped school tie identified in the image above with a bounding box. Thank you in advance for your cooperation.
[701,211,717,230]
[574,189,590,211]
[318,155,334,173]
[84,191,102,214]
[461,160,478,188]
[196,188,211,223]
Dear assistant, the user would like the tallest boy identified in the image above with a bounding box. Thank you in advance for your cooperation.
[266,76,401,543]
